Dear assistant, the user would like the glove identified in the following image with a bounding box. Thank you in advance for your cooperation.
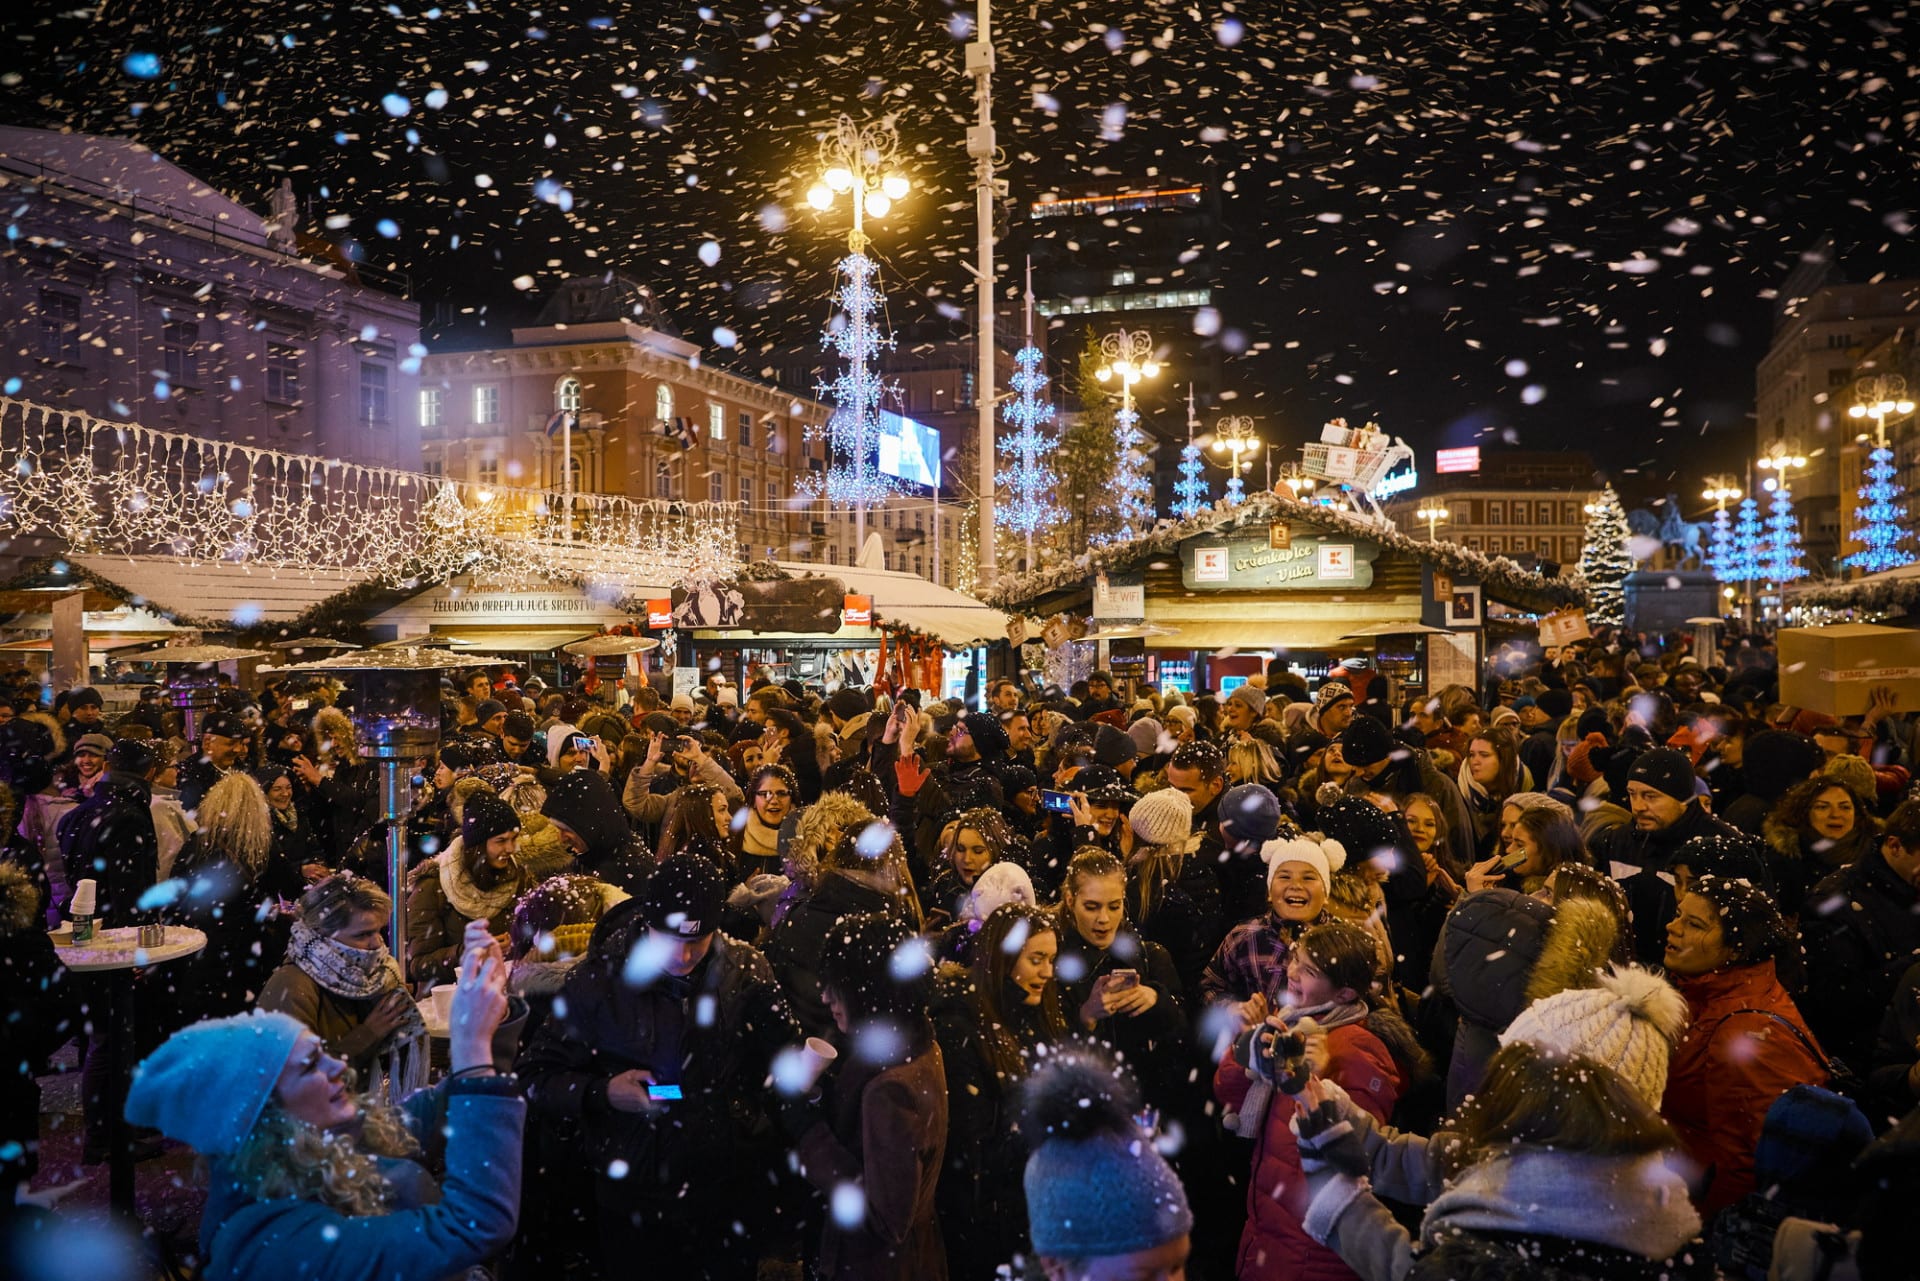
[894,756,930,797]
[1291,1097,1370,1179]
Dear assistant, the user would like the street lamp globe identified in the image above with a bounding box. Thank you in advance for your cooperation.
[807,183,834,211]
[824,166,855,193]
[863,191,892,218]
[881,174,910,201]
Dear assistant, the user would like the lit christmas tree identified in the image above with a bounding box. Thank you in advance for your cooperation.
[1844,445,1914,573]
[1172,386,1212,519]
[1707,505,1735,582]
[1578,485,1631,626]
[1763,484,1807,583]
[1113,403,1156,538]
[806,251,898,516]
[997,341,1061,543]
[1728,496,1764,584]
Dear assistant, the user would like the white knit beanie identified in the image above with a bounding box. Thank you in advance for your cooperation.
[1129,787,1193,848]
[1499,966,1689,1107]
[1260,834,1347,886]
[965,862,1038,923]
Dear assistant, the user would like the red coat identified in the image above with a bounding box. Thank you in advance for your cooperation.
[1215,1021,1401,1281]
[1661,961,1827,1216]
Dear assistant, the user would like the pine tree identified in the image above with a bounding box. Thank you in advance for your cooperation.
[1055,331,1121,551]
[1578,485,1631,626]
[1844,446,1915,573]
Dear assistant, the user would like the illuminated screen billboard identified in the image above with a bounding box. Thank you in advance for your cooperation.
[877,411,942,489]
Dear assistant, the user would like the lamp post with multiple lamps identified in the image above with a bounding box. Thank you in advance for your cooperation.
[1210,416,1260,506]
[1415,500,1449,542]
[806,116,911,551]
[1279,462,1318,504]
[1094,329,1160,539]
[1754,442,1809,618]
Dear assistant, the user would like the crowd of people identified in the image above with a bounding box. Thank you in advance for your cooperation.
[6,633,1920,1280]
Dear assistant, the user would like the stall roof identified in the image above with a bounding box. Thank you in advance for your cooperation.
[775,561,1010,648]
[64,555,372,625]
[424,627,596,653]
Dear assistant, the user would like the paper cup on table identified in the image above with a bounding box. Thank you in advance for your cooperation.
[430,984,457,1024]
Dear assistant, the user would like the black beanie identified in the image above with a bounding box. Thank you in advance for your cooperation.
[1575,708,1612,741]
[641,852,728,938]
[462,792,521,850]
[541,770,629,862]
[961,711,1010,759]
[1336,715,1393,769]
[1627,747,1697,803]
[1537,688,1574,719]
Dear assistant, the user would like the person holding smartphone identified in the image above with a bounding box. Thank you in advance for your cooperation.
[517,854,802,1278]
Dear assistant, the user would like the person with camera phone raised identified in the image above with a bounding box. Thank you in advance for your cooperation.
[1213,919,1420,1281]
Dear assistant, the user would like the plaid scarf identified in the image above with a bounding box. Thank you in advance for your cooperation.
[287,919,429,1102]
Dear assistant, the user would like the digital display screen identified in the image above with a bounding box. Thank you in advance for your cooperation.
[877,411,941,488]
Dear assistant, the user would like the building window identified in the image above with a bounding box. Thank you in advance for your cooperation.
[709,402,727,442]
[656,383,675,425]
[709,472,725,502]
[266,342,302,404]
[1485,502,1505,525]
[424,456,444,478]
[1828,368,1851,388]
[655,463,674,500]
[474,384,501,425]
[38,291,84,363]
[359,361,389,426]
[739,411,752,441]
[767,480,780,504]
[556,376,583,415]
[739,476,752,505]
[1510,501,1529,524]
[419,386,443,428]
[766,420,782,453]
[477,457,500,488]
[961,370,975,407]
[162,319,199,386]
[1111,269,1136,287]
[828,545,839,565]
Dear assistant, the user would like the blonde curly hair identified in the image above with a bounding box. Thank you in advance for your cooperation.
[224,1084,420,1218]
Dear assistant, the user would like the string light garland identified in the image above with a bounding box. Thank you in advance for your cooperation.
[1844,446,1914,573]
[0,397,742,591]
[801,250,901,516]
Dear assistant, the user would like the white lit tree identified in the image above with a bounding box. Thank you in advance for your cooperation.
[1578,484,1631,626]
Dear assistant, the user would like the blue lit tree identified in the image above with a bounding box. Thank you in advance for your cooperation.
[997,339,1062,549]
[1844,445,1914,573]
[1728,496,1764,583]
[1707,505,1735,582]
[1172,387,1211,519]
[1764,484,1807,583]
[1094,328,1160,542]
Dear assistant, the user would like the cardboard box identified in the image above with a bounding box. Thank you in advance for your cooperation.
[1777,623,1920,717]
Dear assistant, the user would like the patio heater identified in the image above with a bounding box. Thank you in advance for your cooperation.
[271,648,505,972]
[140,643,268,742]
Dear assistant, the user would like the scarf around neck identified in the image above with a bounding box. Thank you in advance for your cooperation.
[436,839,521,921]
[286,918,428,1102]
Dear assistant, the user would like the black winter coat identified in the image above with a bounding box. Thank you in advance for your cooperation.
[516,927,799,1209]
[1054,927,1191,1112]
[161,836,293,1026]
[1868,956,1920,1116]
[1589,803,1752,965]
[55,772,158,928]
[1801,850,1920,1069]
[1131,856,1225,1000]
[763,871,910,1040]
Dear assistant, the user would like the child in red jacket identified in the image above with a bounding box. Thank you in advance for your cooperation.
[1215,921,1421,1281]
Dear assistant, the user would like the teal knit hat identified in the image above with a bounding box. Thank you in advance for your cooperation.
[1022,1052,1193,1259]
[127,1009,305,1156]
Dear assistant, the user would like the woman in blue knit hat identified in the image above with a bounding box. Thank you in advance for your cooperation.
[126,920,524,1281]
[1020,1049,1192,1280]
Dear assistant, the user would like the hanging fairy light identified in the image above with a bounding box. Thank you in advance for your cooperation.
[0,397,742,592]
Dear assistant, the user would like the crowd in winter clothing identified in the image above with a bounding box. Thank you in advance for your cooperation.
[8,634,1920,1280]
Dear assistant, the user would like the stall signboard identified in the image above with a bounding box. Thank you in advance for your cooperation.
[1539,609,1591,648]
[842,595,873,627]
[1092,574,1146,620]
[673,576,848,633]
[646,599,674,630]
[1008,616,1029,646]
[1181,533,1377,591]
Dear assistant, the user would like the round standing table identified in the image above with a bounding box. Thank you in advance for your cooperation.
[53,925,207,1214]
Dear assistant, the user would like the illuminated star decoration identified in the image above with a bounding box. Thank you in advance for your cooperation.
[1844,446,1914,573]
[997,342,1061,537]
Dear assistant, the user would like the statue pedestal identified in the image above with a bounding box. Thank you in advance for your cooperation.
[1625,570,1720,635]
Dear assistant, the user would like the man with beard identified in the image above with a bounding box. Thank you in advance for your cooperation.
[177,711,251,814]
[1590,746,1756,964]
[885,711,1008,878]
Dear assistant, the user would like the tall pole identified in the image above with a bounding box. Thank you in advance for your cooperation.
[968,0,998,586]
[561,410,574,541]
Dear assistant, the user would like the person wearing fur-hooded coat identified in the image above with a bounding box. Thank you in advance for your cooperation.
[407,794,566,985]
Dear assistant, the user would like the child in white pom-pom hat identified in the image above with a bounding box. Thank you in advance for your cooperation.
[1198,831,1347,1032]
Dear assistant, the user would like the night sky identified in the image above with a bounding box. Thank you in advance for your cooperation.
[5,0,1918,505]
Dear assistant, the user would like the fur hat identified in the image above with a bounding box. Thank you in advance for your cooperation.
[1260,833,1347,886]
[1500,965,1689,1106]
[1129,787,1193,848]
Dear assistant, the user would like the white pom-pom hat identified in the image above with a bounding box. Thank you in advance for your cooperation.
[1499,965,1690,1107]
[1259,834,1347,887]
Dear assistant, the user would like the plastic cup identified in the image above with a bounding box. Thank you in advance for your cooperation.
[798,1036,838,1091]
[430,984,457,1024]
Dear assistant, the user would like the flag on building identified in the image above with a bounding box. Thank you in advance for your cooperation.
[544,409,576,438]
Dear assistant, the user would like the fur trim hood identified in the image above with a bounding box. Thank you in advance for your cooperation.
[788,791,878,889]
[517,811,573,881]
[0,861,39,937]
[1523,896,1622,1007]
[20,710,64,759]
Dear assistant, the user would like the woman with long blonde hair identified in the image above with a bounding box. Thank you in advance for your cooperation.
[165,772,298,1025]
[128,925,524,1279]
